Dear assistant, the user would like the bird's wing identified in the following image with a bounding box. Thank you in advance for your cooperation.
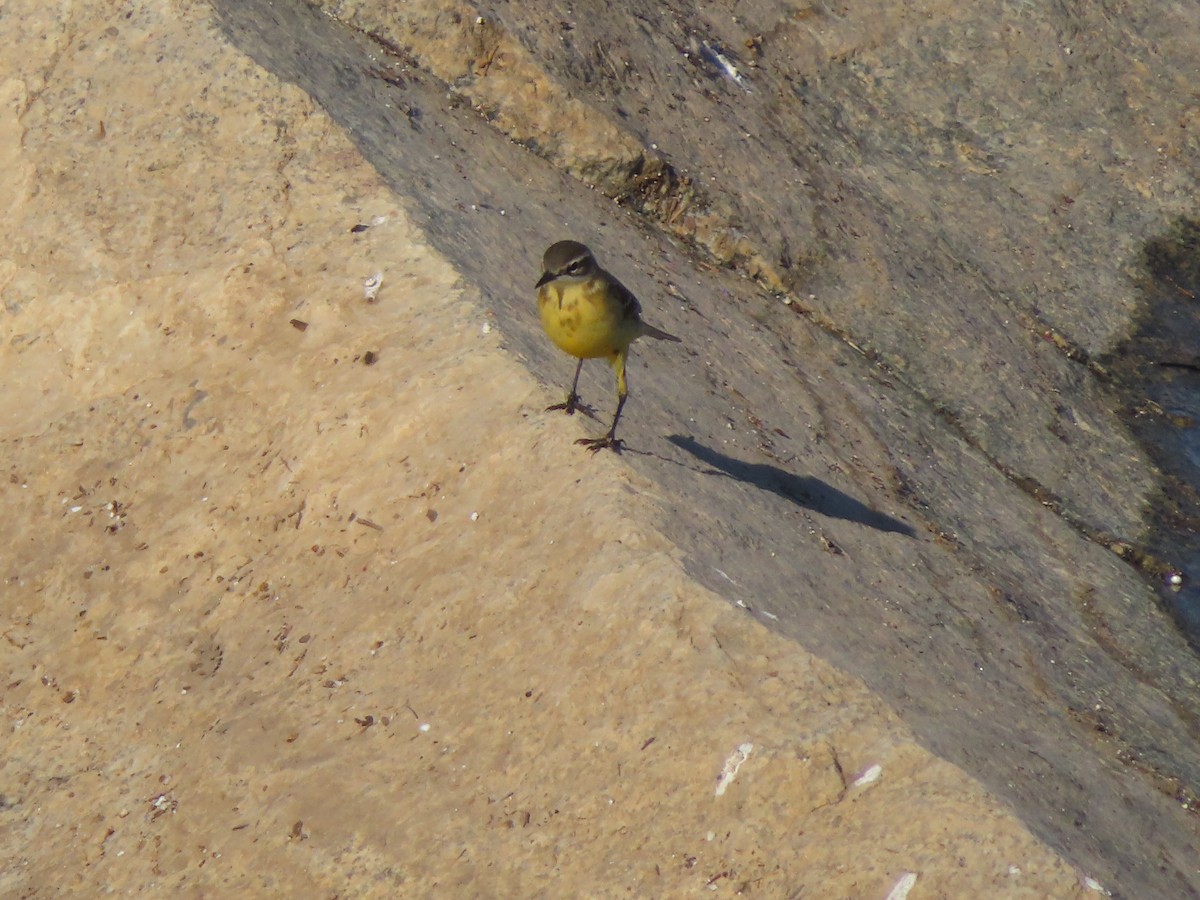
[608,275,644,323]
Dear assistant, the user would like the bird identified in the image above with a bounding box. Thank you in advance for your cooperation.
[536,240,681,452]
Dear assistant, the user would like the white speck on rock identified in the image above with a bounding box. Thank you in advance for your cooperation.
[714,742,753,797]
[363,272,383,302]
[852,763,882,788]
[885,872,917,900]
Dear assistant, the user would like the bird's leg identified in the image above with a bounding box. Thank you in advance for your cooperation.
[547,359,586,414]
[577,351,628,453]
[577,393,626,453]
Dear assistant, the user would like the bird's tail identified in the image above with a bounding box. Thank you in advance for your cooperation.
[640,322,682,343]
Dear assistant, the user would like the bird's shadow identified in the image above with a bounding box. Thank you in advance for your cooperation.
[667,434,917,537]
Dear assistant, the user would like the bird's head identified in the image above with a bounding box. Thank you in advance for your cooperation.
[537,240,597,288]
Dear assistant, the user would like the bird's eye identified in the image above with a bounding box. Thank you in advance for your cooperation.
[567,261,587,275]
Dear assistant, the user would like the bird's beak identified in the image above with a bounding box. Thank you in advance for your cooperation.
[535,271,554,288]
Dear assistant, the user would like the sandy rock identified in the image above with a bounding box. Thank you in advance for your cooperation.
[1,2,1090,896]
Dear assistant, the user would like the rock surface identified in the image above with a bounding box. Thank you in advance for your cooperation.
[2,0,1198,896]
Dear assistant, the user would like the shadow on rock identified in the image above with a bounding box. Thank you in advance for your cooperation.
[668,434,916,537]
[1098,215,1200,645]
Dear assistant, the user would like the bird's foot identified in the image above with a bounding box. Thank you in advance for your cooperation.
[576,434,623,454]
[547,393,596,419]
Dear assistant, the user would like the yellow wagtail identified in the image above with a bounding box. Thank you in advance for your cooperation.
[536,240,681,452]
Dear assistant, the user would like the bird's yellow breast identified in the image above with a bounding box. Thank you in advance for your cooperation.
[538,278,639,360]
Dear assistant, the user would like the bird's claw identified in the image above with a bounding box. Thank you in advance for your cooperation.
[547,393,597,420]
[576,435,623,454]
